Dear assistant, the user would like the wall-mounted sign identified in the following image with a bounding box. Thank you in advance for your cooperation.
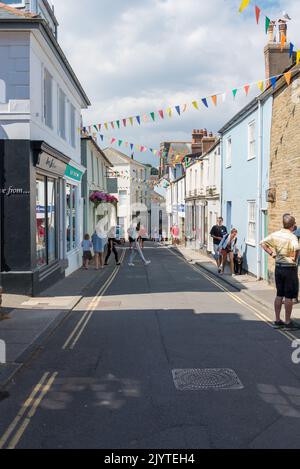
[36,152,67,177]
[65,165,83,182]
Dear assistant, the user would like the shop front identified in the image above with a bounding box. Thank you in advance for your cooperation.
[1,140,70,295]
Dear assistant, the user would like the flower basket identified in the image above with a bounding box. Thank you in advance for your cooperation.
[90,192,118,208]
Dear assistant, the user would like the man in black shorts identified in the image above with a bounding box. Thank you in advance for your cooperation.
[261,214,300,330]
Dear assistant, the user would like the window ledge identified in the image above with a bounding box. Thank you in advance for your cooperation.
[247,156,256,161]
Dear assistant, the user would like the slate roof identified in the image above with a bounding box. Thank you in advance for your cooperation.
[0,2,38,18]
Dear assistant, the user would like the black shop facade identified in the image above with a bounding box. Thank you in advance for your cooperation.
[0,140,71,295]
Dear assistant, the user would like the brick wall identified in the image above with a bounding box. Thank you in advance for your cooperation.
[268,75,300,282]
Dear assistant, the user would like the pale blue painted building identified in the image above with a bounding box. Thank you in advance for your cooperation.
[219,94,273,280]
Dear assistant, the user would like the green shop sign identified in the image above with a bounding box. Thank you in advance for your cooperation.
[65,165,83,182]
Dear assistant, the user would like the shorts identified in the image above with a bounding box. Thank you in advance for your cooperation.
[213,244,220,260]
[275,265,299,299]
[83,251,93,261]
[129,237,135,244]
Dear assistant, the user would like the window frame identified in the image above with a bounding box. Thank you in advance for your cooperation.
[247,200,257,246]
[43,68,53,129]
[225,137,232,168]
[248,120,256,161]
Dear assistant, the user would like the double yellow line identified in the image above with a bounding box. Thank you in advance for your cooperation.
[62,250,125,351]
[0,372,57,450]
[170,249,299,343]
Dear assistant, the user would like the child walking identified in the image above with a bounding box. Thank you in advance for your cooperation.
[82,234,93,270]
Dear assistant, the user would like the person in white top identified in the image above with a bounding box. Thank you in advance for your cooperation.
[128,222,151,267]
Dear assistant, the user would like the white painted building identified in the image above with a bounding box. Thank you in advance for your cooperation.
[103,148,150,239]
[0,1,90,294]
[150,191,168,240]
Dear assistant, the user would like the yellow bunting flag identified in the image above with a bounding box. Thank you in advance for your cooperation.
[104,122,108,130]
[284,72,292,86]
[167,108,172,117]
[239,0,250,13]
[192,101,199,110]
[211,95,217,106]
[257,81,264,92]
[297,51,300,65]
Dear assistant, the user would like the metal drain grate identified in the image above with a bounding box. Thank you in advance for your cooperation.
[172,369,244,391]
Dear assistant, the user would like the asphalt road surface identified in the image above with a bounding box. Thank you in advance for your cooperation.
[1,245,300,449]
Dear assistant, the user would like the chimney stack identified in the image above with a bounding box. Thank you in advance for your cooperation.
[264,20,294,87]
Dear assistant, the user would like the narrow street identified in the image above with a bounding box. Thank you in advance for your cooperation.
[1,245,300,449]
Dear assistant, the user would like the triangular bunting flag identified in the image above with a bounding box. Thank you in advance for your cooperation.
[281,33,287,51]
[104,123,108,131]
[232,89,238,99]
[99,135,104,141]
[258,81,264,92]
[116,120,120,128]
[192,101,199,110]
[150,112,155,121]
[202,98,208,108]
[211,95,217,106]
[284,72,292,86]
[93,125,98,132]
[136,116,141,125]
[244,84,250,96]
[290,43,294,58]
[167,108,172,117]
[221,93,227,103]
[111,138,116,144]
[123,119,127,127]
[297,51,300,65]
[98,124,101,131]
[271,77,277,89]
[182,104,188,112]
[255,6,261,24]
[239,0,250,13]
[158,110,164,119]
[265,17,271,34]
[130,144,134,151]
[175,105,181,115]
[118,140,123,147]
[110,122,115,129]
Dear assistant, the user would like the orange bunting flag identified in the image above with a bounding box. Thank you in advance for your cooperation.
[281,33,287,51]
[257,81,264,92]
[244,84,250,96]
[211,95,217,106]
[284,72,292,86]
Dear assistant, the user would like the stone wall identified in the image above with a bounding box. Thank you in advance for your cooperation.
[268,75,300,282]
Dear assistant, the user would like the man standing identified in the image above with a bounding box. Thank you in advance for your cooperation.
[260,214,300,330]
[210,217,228,273]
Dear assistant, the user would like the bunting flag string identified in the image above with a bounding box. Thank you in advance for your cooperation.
[83,68,299,135]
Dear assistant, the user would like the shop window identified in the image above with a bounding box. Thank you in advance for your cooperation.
[66,183,77,252]
[36,175,57,268]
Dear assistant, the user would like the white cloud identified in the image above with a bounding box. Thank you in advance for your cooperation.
[52,0,299,165]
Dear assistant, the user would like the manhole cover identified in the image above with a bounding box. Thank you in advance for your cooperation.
[172,369,244,391]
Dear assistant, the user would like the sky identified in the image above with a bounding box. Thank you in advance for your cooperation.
[52,0,299,167]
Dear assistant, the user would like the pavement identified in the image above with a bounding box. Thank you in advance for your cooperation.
[0,244,300,449]
[0,260,121,388]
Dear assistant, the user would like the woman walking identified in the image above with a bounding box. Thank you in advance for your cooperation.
[219,229,238,276]
[105,226,121,266]
[92,225,107,270]
[128,223,151,267]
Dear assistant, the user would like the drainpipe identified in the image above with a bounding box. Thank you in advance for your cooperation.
[257,98,263,280]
